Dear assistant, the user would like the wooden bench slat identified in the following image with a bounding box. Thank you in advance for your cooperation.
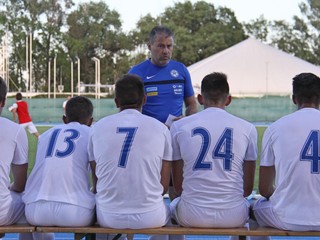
[36,226,320,237]
[0,224,35,233]
[37,226,248,235]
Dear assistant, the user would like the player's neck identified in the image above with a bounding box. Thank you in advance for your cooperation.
[297,103,319,110]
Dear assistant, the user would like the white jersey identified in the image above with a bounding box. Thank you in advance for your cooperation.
[0,117,28,211]
[261,108,320,226]
[23,122,95,210]
[170,107,257,209]
[88,109,173,214]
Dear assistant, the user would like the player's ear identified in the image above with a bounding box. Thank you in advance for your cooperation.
[0,98,5,107]
[292,94,297,105]
[62,115,68,124]
[225,95,232,106]
[197,94,204,105]
[114,98,120,108]
[87,117,93,127]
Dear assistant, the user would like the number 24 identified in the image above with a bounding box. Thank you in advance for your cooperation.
[193,127,234,171]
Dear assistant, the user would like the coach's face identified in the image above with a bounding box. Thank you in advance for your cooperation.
[149,33,174,67]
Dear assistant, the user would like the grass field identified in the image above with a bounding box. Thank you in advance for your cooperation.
[27,126,267,191]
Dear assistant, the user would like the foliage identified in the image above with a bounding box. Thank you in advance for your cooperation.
[0,0,74,92]
[244,0,320,65]
[130,1,247,66]
[0,0,319,94]
[65,1,133,85]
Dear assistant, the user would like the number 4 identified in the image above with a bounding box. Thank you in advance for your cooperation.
[300,130,320,174]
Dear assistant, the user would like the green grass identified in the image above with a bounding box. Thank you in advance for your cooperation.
[256,126,267,190]
[27,126,267,191]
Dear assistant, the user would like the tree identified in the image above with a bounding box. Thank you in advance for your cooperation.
[244,0,320,65]
[0,0,74,92]
[130,1,247,66]
[0,0,30,91]
[243,16,270,42]
[65,1,132,86]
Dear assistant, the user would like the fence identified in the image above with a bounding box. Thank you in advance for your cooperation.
[1,95,295,124]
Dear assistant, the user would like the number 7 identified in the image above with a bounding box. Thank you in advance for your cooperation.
[117,127,138,168]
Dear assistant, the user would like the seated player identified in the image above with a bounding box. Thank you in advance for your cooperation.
[23,96,96,228]
[170,72,257,229]
[88,74,172,235]
[253,73,320,238]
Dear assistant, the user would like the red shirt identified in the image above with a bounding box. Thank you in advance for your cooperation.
[16,101,32,124]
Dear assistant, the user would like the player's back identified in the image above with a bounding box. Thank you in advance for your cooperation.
[263,108,320,224]
[89,109,172,214]
[0,117,27,208]
[171,107,257,209]
[23,122,94,209]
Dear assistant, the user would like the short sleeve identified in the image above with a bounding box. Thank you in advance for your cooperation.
[245,125,258,161]
[87,128,95,162]
[182,64,194,98]
[162,127,173,161]
[170,122,182,160]
[12,126,28,165]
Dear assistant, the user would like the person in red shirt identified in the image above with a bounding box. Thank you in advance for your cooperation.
[9,92,40,138]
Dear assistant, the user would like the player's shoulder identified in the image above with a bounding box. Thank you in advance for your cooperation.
[231,113,254,126]
[140,114,169,131]
[0,117,27,138]
[0,116,19,128]
[269,110,300,129]
[170,113,197,131]
[91,114,116,130]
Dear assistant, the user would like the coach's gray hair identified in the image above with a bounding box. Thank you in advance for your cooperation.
[0,76,7,104]
[149,26,174,44]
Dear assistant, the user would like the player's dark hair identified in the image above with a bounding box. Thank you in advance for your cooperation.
[115,74,144,109]
[65,96,93,123]
[16,92,22,100]
[201,72,229,104]
[0,76,7,103]
[293,72,320,105]
[149,26,174,44]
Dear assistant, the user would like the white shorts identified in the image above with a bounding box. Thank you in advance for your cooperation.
[253,197,320,231]
[97,200,170,229]
[21,122,38,134]
[170,197,250,228]
[25,200,95,227]
[0,191,25,226]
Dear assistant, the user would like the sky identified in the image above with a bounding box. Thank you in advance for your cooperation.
[75,0,305,32]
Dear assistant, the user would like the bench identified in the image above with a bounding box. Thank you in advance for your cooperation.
[35,225,320,240]
[0,224,35,238]
[1,224,320,240]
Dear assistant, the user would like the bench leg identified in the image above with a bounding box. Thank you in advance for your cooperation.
[239,236,246,240]
[112,233,123,240]
[0,233,4,238]
[85,233,96,240]
[74,233,96,240]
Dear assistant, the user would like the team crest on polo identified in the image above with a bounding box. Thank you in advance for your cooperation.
[170,69,179,78]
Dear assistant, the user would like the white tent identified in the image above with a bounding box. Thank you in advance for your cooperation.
[188,37,320,97]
